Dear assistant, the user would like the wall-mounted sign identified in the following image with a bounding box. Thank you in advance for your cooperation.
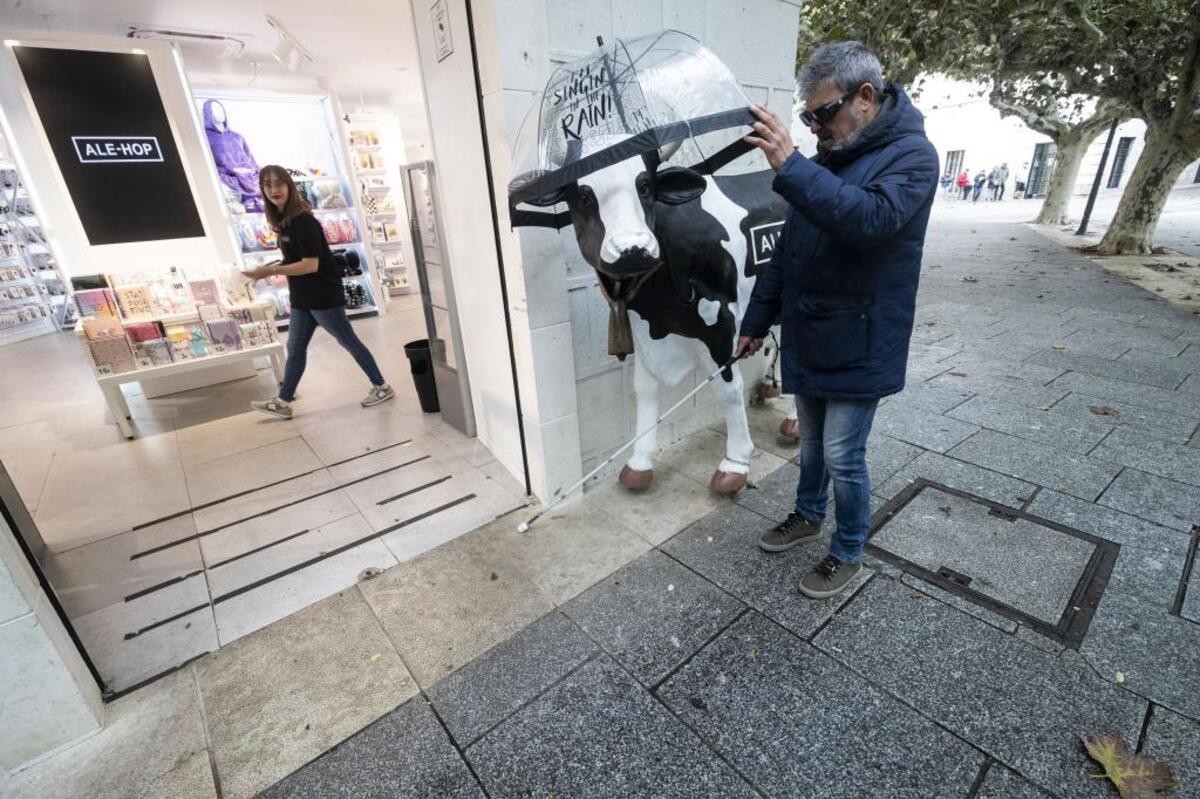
[431,0,454,62]
[72,136,164,164]
[750,221,784,265]
[13,46,205,246]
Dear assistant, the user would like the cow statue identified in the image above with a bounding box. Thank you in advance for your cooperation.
[525,137,789,494]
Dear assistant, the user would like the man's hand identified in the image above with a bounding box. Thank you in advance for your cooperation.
[744,105,795,171]
[733,336,764,360]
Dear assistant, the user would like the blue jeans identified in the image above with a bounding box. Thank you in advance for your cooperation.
[279,307,385,402]
[793,396,879,564]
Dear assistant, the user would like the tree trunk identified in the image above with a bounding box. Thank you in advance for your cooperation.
[1033,132,1089,225]
[1096,124,1194,255]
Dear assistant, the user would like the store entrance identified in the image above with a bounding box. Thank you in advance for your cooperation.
[0,1,527,697]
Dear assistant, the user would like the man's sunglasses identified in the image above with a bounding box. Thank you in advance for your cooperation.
[799,88,861,127]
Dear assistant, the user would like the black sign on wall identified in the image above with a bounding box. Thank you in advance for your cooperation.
[14,46,206,245]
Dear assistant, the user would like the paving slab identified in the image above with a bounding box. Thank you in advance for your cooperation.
[735,461,803,523]
[934,353,1066,386]
[873,401,980,452]
[875,451,1037,509]
[196,590,418,799]
[1140,705,1200,795]
[466,655,756,798]
[1028,349,1192,390]
[814,578,1147,798]
[258,698,483,798]
[890,380,974,413]
[357,528,555,687]
[975,764,1054,798]
[661,504,870,639]
[426,611,597,747]
[583,464,727,547]
[926,371,1071,410]
[899,573,1018,633]
[658,612,984,799]
[1049,392,1198,444]
[1098,468,1200,532]
[0,669,212,799]
[1049,371,1200,419]
[947,396,1113,454]
[1064,326,1190,357]
[1181,372,1200,394]
[1090,425,1200,487]
[562,550,745,687]
[871,486,1095,624]
[947,428,1122,500]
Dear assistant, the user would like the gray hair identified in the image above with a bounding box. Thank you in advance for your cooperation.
[798,41,884,100]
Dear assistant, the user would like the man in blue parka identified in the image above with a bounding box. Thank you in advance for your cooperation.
[736,41,939,599]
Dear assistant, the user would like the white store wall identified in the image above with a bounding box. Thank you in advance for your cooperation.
[0,33,238,278]
[478,0,802,485]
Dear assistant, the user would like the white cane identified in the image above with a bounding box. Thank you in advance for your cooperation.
[517,352,748,533]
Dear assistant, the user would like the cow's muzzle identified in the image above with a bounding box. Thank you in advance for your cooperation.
[596,247,660,279]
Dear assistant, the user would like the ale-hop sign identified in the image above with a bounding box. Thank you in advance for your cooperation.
[750,221,785,265]
[72,136,164,164]
[14,46,204,245]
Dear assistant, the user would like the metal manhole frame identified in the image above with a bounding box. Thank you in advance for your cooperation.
[865,479,1119,648]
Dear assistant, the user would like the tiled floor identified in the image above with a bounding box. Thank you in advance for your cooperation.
[2,296,529,693]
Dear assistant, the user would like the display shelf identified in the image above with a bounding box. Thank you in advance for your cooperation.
[371,240,404,249]
[0,315,54,344]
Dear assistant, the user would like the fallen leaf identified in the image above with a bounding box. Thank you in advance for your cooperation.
[1089,405,1119,417]
[962,276,978,283]
[1052,343,1068,350]
[748,649,758,659]
[1083,732,1177,798]
[949,370,968,378]
[1115,671,1126,683]
[667,584,675,592]
[490,572,498,581]
[370,653,382,663]
[357,567,382,582]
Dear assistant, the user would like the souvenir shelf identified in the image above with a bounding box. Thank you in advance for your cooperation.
[0,145,71,346]
[71,271,284,437]
[224,179,379,327]
[346,125,413,299]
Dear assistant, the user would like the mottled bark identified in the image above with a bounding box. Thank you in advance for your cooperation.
[1096,126,1194,254]
[1033,132,1089,225]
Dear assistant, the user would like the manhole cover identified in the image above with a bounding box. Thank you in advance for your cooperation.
[868,480,1118,647]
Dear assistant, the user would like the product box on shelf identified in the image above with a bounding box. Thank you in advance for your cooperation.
[125,321,173,368]
[188,278,222,307]
[205,318,242,352]
[75,288,119,319]
[86,335,136,375]
[82,317,125,341]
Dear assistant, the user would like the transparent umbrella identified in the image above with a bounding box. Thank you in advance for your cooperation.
[508,30,760,228]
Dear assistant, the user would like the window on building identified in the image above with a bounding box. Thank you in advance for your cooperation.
[1106,137,1136,189]
[1027,142,1057,198]
[944,149,964,178]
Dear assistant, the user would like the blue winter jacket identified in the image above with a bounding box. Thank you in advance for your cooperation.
[740,85,939,400]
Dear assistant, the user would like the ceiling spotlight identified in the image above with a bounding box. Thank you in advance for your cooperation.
[265,15,313,72]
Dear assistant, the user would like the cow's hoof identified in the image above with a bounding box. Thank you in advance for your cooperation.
[619,465,654,490]
[709,470,747,496]
[778,418,801,445]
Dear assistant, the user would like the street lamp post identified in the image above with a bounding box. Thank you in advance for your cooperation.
[1076,119,1120,236]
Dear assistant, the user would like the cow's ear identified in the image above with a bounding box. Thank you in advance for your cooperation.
[523,186,568,207]
[655,168,707,205]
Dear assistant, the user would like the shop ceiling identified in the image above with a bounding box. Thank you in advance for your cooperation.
[0,0,422,105]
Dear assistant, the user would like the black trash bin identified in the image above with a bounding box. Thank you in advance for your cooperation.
[403,339,440,413]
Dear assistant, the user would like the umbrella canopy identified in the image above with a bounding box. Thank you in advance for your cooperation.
[508,30,760,228]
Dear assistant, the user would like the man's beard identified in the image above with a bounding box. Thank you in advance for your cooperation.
[816,105,868,156]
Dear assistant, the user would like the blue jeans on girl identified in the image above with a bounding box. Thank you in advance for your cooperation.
[279,307,385,402]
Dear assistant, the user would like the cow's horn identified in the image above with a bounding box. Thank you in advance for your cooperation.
[658,139,682,163]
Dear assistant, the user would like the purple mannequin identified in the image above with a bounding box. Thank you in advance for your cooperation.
[203,99,263,212]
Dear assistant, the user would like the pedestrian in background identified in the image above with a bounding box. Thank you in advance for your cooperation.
[993,162,1009,200]
[986,167,997,200]
[972,169,986,201]
[957,168,970,200]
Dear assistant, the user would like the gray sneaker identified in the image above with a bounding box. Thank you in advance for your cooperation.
[758,512,822,553]
[362,384,395,407]
[799,554,863,599]
[251,397,292,419]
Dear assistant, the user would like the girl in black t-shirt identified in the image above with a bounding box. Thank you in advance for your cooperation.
[245,165,393,419]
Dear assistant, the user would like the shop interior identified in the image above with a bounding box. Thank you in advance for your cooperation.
[0,2,526,696]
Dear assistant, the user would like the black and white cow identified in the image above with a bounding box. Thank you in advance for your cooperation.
[530,135,789,494]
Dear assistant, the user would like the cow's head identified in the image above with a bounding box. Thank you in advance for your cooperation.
[526,137,708,281]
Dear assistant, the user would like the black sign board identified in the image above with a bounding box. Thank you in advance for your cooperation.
[13,46,206,245]
[749,221,784,265]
